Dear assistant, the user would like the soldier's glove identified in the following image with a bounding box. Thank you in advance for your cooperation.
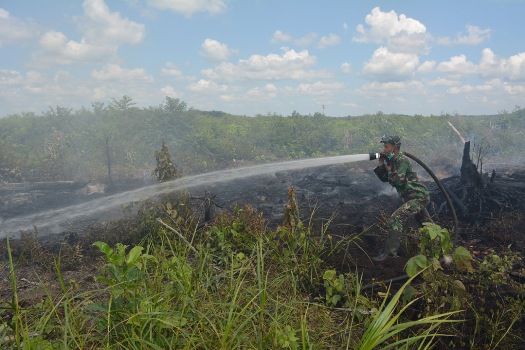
[379,153,392,166]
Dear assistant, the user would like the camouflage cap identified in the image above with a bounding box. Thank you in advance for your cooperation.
[380,135,401,146]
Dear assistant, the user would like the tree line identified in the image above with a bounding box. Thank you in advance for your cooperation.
[0,96,523,184]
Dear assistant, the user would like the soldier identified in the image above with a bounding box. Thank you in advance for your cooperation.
[372,135,433,261]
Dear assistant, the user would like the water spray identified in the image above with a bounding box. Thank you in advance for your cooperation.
[1,152,458,243]
[0,153,373,238]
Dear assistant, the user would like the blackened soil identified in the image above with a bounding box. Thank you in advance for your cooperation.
[1,162,524,307]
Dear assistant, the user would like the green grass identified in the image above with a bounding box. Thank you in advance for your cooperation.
[0,233,459,349]
[2,201,523,349]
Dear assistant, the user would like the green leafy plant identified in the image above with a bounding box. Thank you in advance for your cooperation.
[405,223,474,278]
[459,248,525,349]
[204,204,266,268]
[355,270,462,350]
[274,325,299,350]
[90,242,155,335]
[323,270,345,307]
[92,242,152,293]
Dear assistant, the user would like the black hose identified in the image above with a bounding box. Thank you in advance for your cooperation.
[361,274,409,291]
[361,257,449,291]
[404,152,459,246]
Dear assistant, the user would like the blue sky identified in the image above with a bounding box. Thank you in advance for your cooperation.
[1,0,525,117]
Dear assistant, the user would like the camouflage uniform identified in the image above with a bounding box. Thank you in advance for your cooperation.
[374,151,432,234]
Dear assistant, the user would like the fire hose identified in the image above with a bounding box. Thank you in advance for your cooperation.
[404,152,459,246]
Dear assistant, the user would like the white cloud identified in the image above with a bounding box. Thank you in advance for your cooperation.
[91,63,153,82]
[0,69,54,98]
[353,7,430,54]
[146,0,227,17]
[161,62,195,82]
[25,71,45,93]
[427,77,459,87]
[356,80,442,113]
[32,0,144,66]
[434,36,451,46]
[363,47,419,80]
[0,8,38,47]
[317,33,340,48]
[0,69,24,87]
[504,52,525,81]
[417,60,436,73]
[503,83,525,95]
[271,30,292,43]
[296,81,344,95]
[200,38,231,62]
[479,49,525,81]
[0,69,28,101]
[271,31,338,49]
[435,49,525,81]
[437,54,477,76]
[161,62,183,77]
[201,48,331,82]
[455,25,491,45]
[440,79,525,112]
[0,68,97,109]
[341,62,351,74]
[479,48,503,73]
[447,81,494,95]
[360,80,425,97]
[81,0,144,45]
[294,32,318,46]
[188,79,229,93]
[246,84,278,99]
[90,64,155,101]
[160,85,180,98]
[436,25,491,46]
[38,31,109,63]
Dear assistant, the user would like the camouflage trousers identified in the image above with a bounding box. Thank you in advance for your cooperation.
[388,197,433,233]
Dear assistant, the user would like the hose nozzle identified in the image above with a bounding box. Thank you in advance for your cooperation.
[369,152,389,161]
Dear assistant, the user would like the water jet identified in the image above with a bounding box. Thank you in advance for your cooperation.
[1,154,374,238]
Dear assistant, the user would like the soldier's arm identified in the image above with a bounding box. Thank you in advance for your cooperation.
[374,165,389,182]
[388,158,409,186]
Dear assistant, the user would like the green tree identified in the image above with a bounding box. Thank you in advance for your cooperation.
[110,95,136,111]
[163,96,187,114]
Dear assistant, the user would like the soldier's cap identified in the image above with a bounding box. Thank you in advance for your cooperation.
[380,135,401,146]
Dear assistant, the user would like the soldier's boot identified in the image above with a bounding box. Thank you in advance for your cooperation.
[372,230,401,262]
[416,209,434,227]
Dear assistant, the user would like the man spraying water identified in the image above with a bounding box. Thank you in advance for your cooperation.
[371,135,433,262]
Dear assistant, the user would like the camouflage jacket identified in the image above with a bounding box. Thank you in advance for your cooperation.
[374,152,429,201]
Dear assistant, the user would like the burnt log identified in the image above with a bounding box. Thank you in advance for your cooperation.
[433,142,525,225]
[460,141,482,188]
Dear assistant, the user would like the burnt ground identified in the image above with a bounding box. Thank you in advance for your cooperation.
[1,160,525,308]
